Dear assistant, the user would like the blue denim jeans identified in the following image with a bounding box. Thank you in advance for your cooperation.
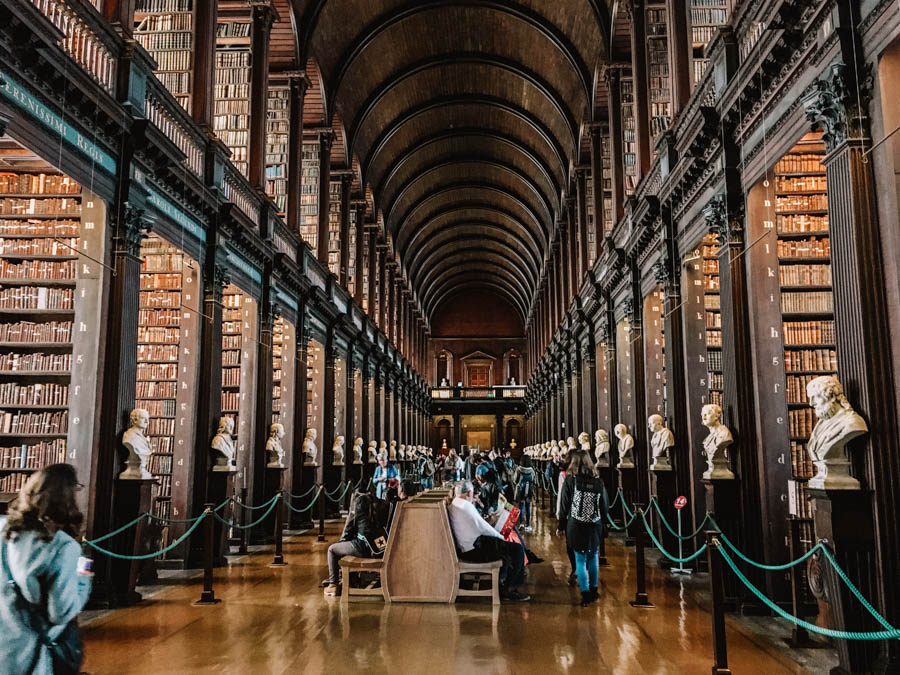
[421,476,434,489]
[518,500,531,527]
[574,549,598,592]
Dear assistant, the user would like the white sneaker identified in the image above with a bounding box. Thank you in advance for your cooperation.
[525,525,533,532]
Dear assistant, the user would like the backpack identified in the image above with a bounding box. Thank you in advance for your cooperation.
[423,458,435,476]
[570,480,604,524]
[514,471,534,502]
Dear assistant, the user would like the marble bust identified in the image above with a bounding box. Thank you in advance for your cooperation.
[266,423,285,468]
[120,408,152,479]
[388,440,397,461]
[367,440,378,463]
[649,415,675,471]
[566,436,577,452]
[332,435,345,466]
[379,440,388,461]
[398,444,406,460]
[302,428,319,466]
[594,429,611,467]
[614,423,635,469]
[701,404,734,479]
[806,375,868,490]
[351,437,364,464]
[211,416,236,471]
[558,439,568,460]
[578,431,591,452]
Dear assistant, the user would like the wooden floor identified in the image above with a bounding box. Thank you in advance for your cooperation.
[81,505,814,674]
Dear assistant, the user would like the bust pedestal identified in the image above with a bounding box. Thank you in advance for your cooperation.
[703,477,740,605]
[650,470,678,570]
[292,452,319,530]
[617,467,637,546]
[808,489,879,674]
[108,477,157,606]
[206,469,235,567]
[253,467,286,545]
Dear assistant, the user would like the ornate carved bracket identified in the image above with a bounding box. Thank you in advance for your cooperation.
[804,62,873,152]
[704,194,745,247]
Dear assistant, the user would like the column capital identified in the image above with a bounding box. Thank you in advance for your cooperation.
[803,62,873,153]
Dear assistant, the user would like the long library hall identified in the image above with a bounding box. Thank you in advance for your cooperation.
[1,1,900,674]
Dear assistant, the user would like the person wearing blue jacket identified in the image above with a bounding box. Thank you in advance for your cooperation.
[373,453,399,499]
[0,463,93,674]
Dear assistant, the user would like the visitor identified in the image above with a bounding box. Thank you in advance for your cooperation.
[463,449,480,480]
[418,448,436,490]
[557,451,609,607]
[447,481,530,602]
[0,464,93,674]
[514,455,536,531]
[324,487,389,597]
[373,453,399,499]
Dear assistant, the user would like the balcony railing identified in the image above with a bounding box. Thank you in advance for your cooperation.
[431,386,526,400]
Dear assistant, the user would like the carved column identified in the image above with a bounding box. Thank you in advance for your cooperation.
[588,125,607,244]
[354,205,367,306]
[251,270,275,531]
[665,0,692,114]
[286,73,309,232]
[575,168,589,279]
[605,66,626,224]
[338,174,352,288]
[191,0,217,126]
[625,0,652,177]
[315,131,334,266]
[567,199,578,301]
[247,1,276,190]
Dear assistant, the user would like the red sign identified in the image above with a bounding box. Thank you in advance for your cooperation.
[674,496,688,510]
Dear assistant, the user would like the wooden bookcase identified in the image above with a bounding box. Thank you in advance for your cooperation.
[702,233,723,408]
[326,181,341,277]
[601,131,613,232]
[585,175,596,266]
[265,86,290,217]
[620,74,638,195]
[360,228,369,313]
[134,0,194,112]
[644,288,666,418]
[646,3,672,141]
[213,16,251,177]
[690,0,729,84]
[347,205,358,296]
[300,141,320,253]
[221,284,258,484]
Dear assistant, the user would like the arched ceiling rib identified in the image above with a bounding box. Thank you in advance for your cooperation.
[296,0,610,326]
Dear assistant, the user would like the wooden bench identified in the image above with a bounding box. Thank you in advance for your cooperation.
[454,559,502,605]
[338,555,386,604]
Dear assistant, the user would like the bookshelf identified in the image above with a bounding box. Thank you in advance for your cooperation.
[272,316,285,425]
[300,141,320,252]
[702,233,723,408]
[776,134,836,507]
[221,284,257,482]
[621,74,637,195]
[214,20,251,177]
[327,181,341,277]
[646,3,672,141]
[601,132,614,232]
[0,171,80,497]
[347,206,358,294]
[360,228,369,313]
[644,288,667,418]
[307,338,322,432]
[265,87,290,217]
[585,175,596,266]
[134,0,194,112]
[690,0,729,84]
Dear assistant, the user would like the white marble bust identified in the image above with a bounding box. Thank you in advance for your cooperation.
[367,440,378,463]
[649,415,675,471]
[566,436,577,452]
[389,440,397,461]
[352,437,364,464]
[211,416,236,471]
[120,408,153,479]
[399,444,406,460]
[266,423,285,468]
[558,439,568,460]
[806,375,868,490]
[594,429,610,467]
[302,427,319,466]
[614,423,635,469]
[578,431,591,452]
[379,440,388,461]
[701,404,734,479]
[332,435,345,466]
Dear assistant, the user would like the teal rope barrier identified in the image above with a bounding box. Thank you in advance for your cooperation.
[606,510,636,531]
[819,545,898,635]
[286,486,322,513]
[717,531,823,571]
[287,484,319,500]
[212,494,281,529]
[717,544,900,641]
[608,487,623,511]
[640,511,708,563]
[324,482,351,503]
[84,512,208,560]
[324,481,348,498]
[85,513,150,545]
[648,497,712,541]
[621,498,634,519]
[232,495,279,511]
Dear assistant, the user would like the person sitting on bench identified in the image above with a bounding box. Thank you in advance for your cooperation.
[324,487,388,597]
[447,480,530,602]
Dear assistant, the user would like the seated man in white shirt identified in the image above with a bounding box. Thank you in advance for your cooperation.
[447,480,530,602]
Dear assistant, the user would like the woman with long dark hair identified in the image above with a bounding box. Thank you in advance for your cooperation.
[323,485,389,597]
[557,451,609,606]
[0,463,93,673]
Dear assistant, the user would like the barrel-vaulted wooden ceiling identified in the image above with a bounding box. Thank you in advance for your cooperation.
[272,0,615,327]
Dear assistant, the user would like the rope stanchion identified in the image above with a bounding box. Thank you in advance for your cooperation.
[286,486,323,513]
[236,486,249,555]
[705,531,731,675]
[640,511,708,564]
[85,511,207,560]
[649,497,712,541]
[194,505,220,606]
[269,491,286,568]
[629,506,655,609]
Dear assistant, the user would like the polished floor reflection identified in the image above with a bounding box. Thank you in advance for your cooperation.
[82,506,812,674]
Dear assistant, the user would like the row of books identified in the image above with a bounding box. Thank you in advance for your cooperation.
[790,442,815,479]
[709,390,723,407]
[0,410,68,434]
[137,363,178,380]
[214,83,249,100]
[777,238,830,259]
[0,382,68,406]
[149,453,173,475]
[789,481,814,518]
[223,335,241,349]
[708,372,723,390]
[0,238,78,256]
[0,220,78,236]
[136,398,176,418]
[0,198,80,215]
[141,273,182,290]
[707,350,723,371]
[137,344,178,362]
[0,174,80,195]
[780,264,832,286]
[136,380,176,398]
[136,31,191,50]
[0,260,76,281]
[777,215,828,234]
[223,367,241,387]
[704,294,720,310]
[789,408,817,438]
[775,154,826,175]
[138,308,181,327]
[0,440,66,469]
[137,327,180,344]
[783,320,835,345]
[215,50,250,68]
[135,0,191,12]
[156,474,172,496]
[140,290,181,308]
[156,72,190,96]
[707,329,722,347]
[150,435,174,453]
[147,417,175,436]
[0,472,29,493]
[223,349,241,366]
[777,194,828,212]
[784,348,837,372]
[0,287,74,310]
[143,253,186,272]
[776,176,827,193]
[0,320,72,343]
[786,374,823,404]
[135,12,191,32]
[704,275,720,291]
[781,291,833,314]
[705,312,722,328]
[146,50,191,73]
[222,391,240,410]
[216,22,250,38]
[0,352,71,372]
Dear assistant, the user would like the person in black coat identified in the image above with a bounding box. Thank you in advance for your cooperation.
[557,451,609,606]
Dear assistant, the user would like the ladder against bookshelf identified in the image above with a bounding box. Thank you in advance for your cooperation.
[221,284,258,485]
[701,233,723,408]
[214,20,251,178]
[300,141,320,253]
[134,0,194,112]
[265,87,290,217]
[327,181,341,277]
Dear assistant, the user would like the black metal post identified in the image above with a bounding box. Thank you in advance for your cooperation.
[706,530,732,674]
[787,516,810,647]
[238,486,249,555]
[629,505,654,608]
[194,506,221,605]
[269,492,286,567]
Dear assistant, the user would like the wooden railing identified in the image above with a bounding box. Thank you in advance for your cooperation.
[222,162,261,227]
[431,386,526,400]
[145,79,205,177]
